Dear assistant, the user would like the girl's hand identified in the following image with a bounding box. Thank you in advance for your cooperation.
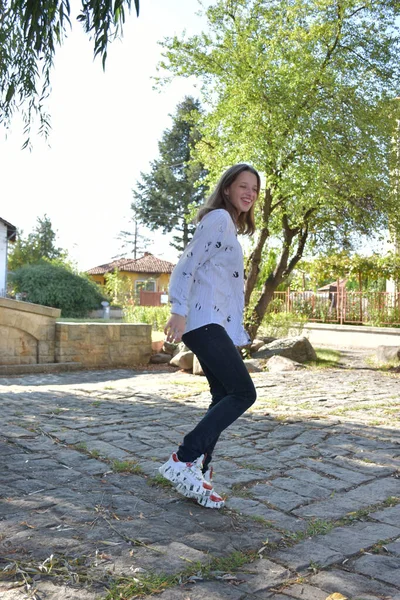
[164,314,186,343]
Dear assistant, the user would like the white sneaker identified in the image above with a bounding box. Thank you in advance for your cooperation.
[159,452,213,497]
[175,465,225,509]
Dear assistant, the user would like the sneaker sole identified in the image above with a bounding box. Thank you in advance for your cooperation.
[175,483,225,509]
[158,466,212,497]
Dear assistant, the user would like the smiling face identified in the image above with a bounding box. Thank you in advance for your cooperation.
[225,170,258,216]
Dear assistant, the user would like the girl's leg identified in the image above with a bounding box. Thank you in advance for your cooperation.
[177,324,256,464]
[196,357,226,473]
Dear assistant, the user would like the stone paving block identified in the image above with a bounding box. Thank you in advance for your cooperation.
[234,558,291,594]
[269,476,335,500]
[270,539,343,571]
[291,430,330,445]
[282,467,352,491]
[226,498,307,533]
[319,522,400,555]
[370,504,400,526]
[267,425,308,440]
[3,425,37,438]
[218,469,270,489]
[273,445,320,460]
[352,554,400,586]
[250,484,305,511]
[385,539,400,555]
[143,581,247,599]
[330,455,396,477]
[294,478,400,520]
[310,568,399,597]
[278,582,328,600]
[0,441,17,455]
[344,478,400,504]
[235,455,284,473]
[298,459,373,485]
[0,583,101,599]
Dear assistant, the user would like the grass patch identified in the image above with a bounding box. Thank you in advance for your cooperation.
[306,347,341,369]
[146,474,175,489]
[105,550,256,599]
[73,442,88,452]
[287,519,334,542]
[105,572,178,599]
[112,460,143,474]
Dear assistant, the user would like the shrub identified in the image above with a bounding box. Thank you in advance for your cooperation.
[261,310,307,338]
[10,262,106,317]
[123,304,170,331]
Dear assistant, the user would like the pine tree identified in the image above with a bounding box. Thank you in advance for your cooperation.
[131,96,208,252]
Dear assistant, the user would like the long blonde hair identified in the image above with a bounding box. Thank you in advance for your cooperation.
[196,164,260,235]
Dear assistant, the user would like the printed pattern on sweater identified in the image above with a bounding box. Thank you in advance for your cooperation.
[169,209,250,346]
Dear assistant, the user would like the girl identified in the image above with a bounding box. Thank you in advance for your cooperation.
[159,163,260,509]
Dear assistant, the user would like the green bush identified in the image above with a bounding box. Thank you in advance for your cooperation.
[123,304,170,331]
[10,262,106,317]
[261,310,307,338]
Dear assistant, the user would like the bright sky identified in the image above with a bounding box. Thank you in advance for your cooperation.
[0,0,212,271]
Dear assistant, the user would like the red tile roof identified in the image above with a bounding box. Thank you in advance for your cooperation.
[86,253,176,276]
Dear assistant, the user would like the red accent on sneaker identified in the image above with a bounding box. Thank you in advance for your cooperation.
[172,453,180,463]
[210,493,223,502]
[203,482,213,491]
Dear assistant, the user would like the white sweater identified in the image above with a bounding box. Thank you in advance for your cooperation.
[169,209,250,346]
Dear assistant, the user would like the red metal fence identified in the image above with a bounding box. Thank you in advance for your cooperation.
[269,290,400,326]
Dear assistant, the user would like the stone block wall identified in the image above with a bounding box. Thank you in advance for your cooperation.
[55,323,152,367]
[0,298,60,365]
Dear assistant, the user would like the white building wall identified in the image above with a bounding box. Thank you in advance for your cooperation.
[0,222,7,297]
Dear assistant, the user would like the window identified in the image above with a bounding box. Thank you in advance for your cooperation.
[135,279,156,293]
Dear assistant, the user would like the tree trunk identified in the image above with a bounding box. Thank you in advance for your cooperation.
[244,187,273,305]
[245,211,311,341]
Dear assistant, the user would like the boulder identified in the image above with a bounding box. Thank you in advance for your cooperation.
[162,341,178,355]
[375,345,400,364]
[250,338,266,353]
[266,355,307,372]
[261,336,277,345]
[252,335,317,363]
[244,358,265,373]
[150,353,173,364]
[193,355,204,376]
[170,350,194,371]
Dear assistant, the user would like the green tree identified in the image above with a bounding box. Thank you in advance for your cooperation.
[10,262,106,317]
[8,215,69,271]
[131,96,208,251]
[1,0,140,144]
[159,0,400,338]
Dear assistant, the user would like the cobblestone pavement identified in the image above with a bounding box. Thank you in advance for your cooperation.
[1,348,400,600]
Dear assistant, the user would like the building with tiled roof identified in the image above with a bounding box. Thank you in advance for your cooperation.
[0,217,17,297]
[86,252,176,301]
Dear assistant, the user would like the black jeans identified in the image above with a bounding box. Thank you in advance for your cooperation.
[177,324,256,471]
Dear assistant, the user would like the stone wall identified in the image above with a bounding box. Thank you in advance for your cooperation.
[301,322,400,349]
[0,298,60,365]
[55,322,152,367]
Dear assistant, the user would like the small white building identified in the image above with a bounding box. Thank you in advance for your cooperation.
[0,217,17,297]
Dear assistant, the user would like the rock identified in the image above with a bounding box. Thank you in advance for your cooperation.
[266,355,307,372]
[162,341,177,355]
[169,350,194,370]
[250,338,265,353]
[244,358,265,373]
[252,335,317,363]
[150,353,173,364]
[262,336,277,345]
[193,355,204,376]
[375,345,400,364]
